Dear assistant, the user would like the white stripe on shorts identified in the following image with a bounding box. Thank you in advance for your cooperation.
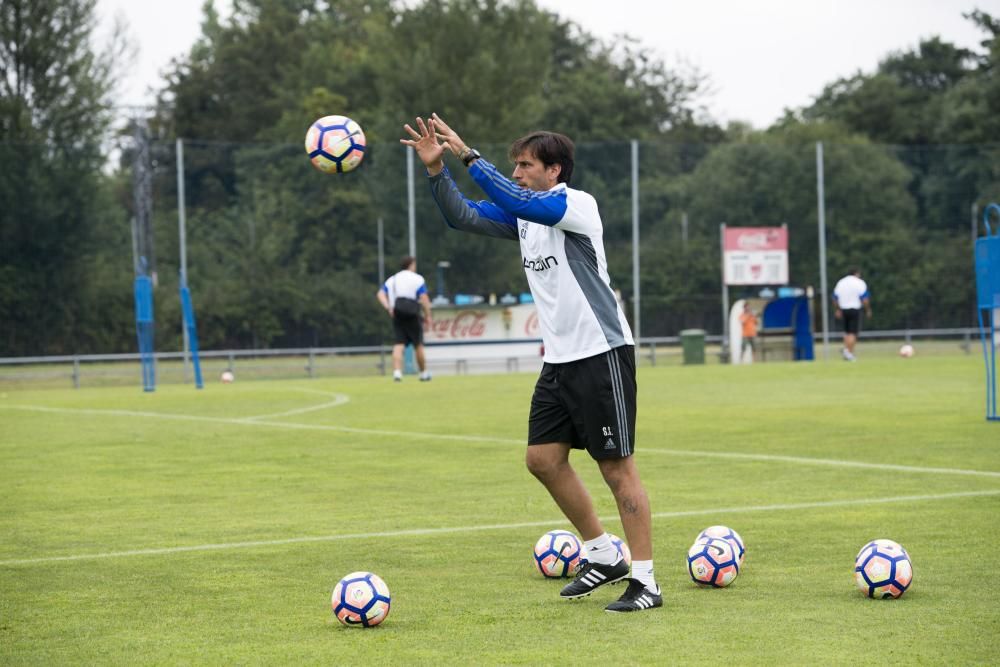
[606,351,630,456]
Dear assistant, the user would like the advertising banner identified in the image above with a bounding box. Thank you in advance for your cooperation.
[723,226,789,285]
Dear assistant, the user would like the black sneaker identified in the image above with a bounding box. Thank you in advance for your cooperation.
[604,578,663,613]
[559,558,630,599]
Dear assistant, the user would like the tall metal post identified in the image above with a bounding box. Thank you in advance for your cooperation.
[177,138,190,382]
[407,147,416,258]
[377,216,385,285]
[631,139,641,341]
[816,141,830,361]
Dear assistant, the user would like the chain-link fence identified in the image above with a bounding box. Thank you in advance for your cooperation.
[3,137,997,356]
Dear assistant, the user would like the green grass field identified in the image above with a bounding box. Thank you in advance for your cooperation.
[2,351,999,665]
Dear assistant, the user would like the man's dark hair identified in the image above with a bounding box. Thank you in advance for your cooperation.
[850,267,862,276]
[508,131,575,184]
[400,255,416,271]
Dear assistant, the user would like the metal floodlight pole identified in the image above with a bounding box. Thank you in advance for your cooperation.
[377,217,385,285]
[177,138,190,382]
[631,139,641,341]
[816,141,830,361]
[407,147,416,258]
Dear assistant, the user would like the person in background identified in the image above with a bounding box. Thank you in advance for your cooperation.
[740,302,759,362]
[832,268,872,362]
[376,256,433,381]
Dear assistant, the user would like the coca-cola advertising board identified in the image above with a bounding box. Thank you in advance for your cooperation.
[723,226,789,285]
[426,303,541,343]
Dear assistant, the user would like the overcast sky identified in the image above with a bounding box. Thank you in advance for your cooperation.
[99,0,999,128]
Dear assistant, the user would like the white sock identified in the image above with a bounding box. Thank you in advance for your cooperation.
[393,370,402,379]
[420,370,431,379]
[631,559,658,592]
[583,533,617,565]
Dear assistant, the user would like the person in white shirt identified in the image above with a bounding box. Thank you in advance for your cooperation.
[832,268,872,361]
[376,256,433,381]
[401,114,660,613]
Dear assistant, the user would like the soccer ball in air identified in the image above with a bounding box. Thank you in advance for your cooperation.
[305,115,366,174]
[580,533,632,568]
[220,370,234,383]
[332,571,391,627]
[533,530,583,578]
[687,537,739,588]
[899,344,915,358]
[854,539,913,599]
[696,525,745,568]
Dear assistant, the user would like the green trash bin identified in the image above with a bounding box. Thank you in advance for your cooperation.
[680,329,706,365]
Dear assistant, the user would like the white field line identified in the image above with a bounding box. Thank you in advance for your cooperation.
[641,448,1000,478]
[0,402,1000,478]
[1,490,997,567]
[3,403,1000,479]
[243,389,350,421]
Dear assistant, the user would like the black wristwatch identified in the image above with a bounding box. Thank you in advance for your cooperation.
[460,147,481,167]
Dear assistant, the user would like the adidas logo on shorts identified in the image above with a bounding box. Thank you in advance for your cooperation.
[604,438,616,450]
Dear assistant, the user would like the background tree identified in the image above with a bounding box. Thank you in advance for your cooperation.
[0,0,132,355]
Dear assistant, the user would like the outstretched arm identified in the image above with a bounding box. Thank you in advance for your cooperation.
[431,114,570,228]
[403,115,518,240]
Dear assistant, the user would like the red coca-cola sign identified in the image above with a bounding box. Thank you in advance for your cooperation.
[524,311,540,337]
[430,311,488,340]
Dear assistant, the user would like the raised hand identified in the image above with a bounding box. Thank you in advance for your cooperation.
[429,113,468,157]
[400,117,445,174]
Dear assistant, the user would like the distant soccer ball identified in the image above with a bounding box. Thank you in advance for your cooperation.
[854,539,913,599]
[580,533,632,568]
[899,344,915,358]
[305,115,367,173]
[696,525,745,568]
[220,371,234,384]
[687,537,739,588]
[332,571,391,627]
[533,530,583,578]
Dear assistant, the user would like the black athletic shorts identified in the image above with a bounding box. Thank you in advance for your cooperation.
[842,308,862,335]
[528,345,636,460]
[392,315,423,346]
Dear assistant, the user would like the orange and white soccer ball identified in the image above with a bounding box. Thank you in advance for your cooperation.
[696,525,745,568]
[899,344,915,358]
[532,530,583,578]
[332,571,391,627]
[220,370,234,384]
[854,539,912,599]
[687,537,739,588]
[305,115,366,173]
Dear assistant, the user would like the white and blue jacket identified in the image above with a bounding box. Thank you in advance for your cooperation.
[429,158,633,363]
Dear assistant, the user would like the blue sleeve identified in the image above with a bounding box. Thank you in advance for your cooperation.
[469,159,568,226]
[416,284,428,297]
[381,284,389,294]
[428,167,519,240]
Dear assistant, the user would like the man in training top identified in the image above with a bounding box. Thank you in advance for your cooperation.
[401,114,661,613]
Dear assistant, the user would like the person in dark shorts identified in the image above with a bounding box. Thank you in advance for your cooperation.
[402,113,660,613]
[377,256,432,381]
[833,268,872,361]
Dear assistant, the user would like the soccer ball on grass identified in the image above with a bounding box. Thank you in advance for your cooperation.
[532,530,583,578]
[899,344,915,358]
[220,370,234,383]
[305,115,366,173]
[687,537,739,588]
[696,525,745,568]
[854,539,912,599]
[332,571,391,627]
